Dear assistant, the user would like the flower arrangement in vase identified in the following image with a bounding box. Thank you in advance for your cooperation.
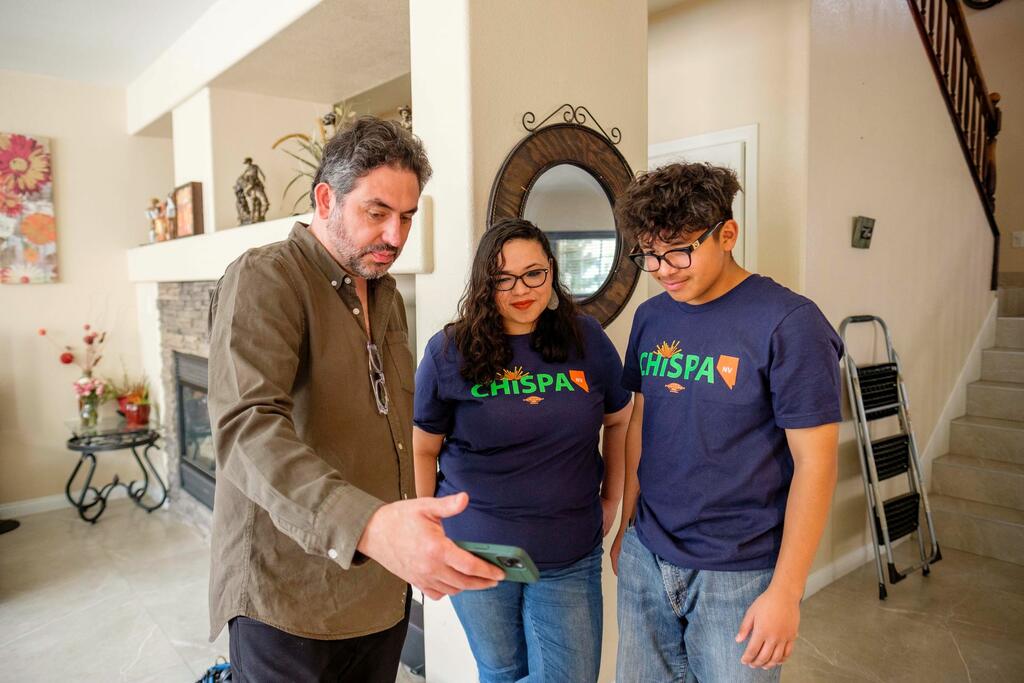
[38,323,109,426]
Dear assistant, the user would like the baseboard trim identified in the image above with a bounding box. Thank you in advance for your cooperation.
[918,298,999,485]
[805,541,872,598]
[0,488,129,518]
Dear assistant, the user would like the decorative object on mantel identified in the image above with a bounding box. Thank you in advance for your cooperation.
[173,181,204,237]
[398,104,413,131]
[145,193,178,242]
[39,323,110,426]
[0,131,57,284]
[234,159,268,225]
[272,99,357,213]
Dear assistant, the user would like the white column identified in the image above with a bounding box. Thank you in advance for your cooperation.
[410,1,647,680]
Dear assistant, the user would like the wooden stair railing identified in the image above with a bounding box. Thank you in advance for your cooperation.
[907,0,1002,290]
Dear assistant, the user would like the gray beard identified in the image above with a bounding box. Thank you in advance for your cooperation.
[327,212,399,280]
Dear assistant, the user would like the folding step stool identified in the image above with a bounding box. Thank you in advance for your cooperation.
[839,315,942,600]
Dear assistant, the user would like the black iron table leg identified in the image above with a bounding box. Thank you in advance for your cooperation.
[127,442,168,512]
[64,452,109,523]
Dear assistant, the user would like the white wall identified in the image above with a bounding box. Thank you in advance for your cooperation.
[648,0,810,291]
[805,0,995,576]
[646,0,995,588]
[0,69,174,505]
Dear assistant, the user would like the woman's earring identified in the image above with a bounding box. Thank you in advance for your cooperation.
[547,290,559,310]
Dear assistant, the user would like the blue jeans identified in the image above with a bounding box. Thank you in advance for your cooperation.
[616,527,779,682]
[449,545,603,683]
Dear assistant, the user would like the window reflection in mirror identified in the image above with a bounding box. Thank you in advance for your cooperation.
[522,164,617,299]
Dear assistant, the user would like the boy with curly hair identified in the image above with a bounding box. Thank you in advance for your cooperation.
[611,162,843,681]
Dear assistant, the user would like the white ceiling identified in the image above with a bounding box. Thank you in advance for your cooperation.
[212,0,409,106]
[0,0,221,86]
[0,0,683,93]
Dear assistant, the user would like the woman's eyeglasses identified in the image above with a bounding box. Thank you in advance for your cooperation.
[629,221,724,272]
[493,268,550,291]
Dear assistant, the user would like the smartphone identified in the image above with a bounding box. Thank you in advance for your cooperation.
[455,541,540,583]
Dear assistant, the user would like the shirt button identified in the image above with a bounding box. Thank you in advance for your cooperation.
[330,280,338,287]
[344,276,352,285]
[403,493,409,500]
[397,443,404,450]
[353,308,361,316]
[327,548,338,560]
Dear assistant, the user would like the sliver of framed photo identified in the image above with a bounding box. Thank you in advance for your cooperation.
[174,181,204,238]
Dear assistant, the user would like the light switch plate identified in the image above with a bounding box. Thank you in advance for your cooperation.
[1012,230,1024,248]
[852,216,875,249]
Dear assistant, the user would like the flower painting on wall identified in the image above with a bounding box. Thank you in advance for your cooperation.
[0,132,58,284]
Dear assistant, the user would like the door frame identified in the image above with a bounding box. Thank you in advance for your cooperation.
[648,123,759,272]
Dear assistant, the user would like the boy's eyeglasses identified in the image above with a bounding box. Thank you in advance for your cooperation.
[493,268,550,291]
[367,342,389,415]
[629,221,724,272]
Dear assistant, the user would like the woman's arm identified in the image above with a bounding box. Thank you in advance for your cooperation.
[611,393,644,573]
[413,426,445,498]
[600,401,633,536]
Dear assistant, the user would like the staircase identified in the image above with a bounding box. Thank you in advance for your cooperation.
[930,284,1024,565]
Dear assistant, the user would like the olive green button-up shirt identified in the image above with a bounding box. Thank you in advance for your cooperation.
[207,223,414,641]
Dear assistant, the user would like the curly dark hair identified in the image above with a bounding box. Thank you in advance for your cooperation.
[616,162,741,245]
[447,219,583,386]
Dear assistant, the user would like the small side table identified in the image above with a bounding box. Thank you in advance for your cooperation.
[64,419,168,523]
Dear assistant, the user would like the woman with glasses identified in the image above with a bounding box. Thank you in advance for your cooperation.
[412,218,632,682]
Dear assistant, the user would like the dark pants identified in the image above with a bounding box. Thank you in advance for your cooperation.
[228,602,410,683]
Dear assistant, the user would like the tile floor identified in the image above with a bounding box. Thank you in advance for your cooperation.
[1,502,1021,682]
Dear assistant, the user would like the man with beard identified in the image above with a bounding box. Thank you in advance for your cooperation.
[207,117,503,682]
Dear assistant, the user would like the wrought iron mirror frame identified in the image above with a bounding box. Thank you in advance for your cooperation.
[486,113,639,328]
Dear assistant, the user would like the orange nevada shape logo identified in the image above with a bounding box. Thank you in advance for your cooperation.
[716,355,740,390]
[569,369,590,392]
[523,396,544,405]
[665,383,684,393]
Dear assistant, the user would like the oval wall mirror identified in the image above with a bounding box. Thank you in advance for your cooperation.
[487,122,639,327]
[522,164,617,299]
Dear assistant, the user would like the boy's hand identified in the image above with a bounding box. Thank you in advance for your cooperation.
[735,585,800,669]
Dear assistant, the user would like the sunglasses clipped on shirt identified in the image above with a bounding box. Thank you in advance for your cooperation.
[367,342,389,415]
[628,221,724,272]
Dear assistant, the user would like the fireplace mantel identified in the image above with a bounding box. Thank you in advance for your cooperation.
[126,198,433,283]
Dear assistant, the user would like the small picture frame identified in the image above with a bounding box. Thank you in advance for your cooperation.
[173,182,204,238]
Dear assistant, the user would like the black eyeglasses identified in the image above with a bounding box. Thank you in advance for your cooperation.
[629,221,724,272]
[493,267,550,291]
[367,342,389,415]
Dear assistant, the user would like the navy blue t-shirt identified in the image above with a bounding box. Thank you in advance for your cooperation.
[622,275,844,571]
[414,314,632,570]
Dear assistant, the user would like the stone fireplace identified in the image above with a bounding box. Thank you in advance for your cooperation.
[157,281,217,533]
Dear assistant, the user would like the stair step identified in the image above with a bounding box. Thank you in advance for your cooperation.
[981,347,1024,384]
[951,415,1024,464]
[929,493,1024,566]
[996,316,1024,349]
[932,454,1024,510]
[967,380,1024,421]
[999,288,1024,317]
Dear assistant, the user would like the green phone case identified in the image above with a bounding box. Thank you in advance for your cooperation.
[455,541,540,583]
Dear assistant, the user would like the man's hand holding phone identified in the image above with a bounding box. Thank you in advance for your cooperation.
[357,492,505,600]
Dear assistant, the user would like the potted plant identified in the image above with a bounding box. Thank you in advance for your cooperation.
[111,374,152,426]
